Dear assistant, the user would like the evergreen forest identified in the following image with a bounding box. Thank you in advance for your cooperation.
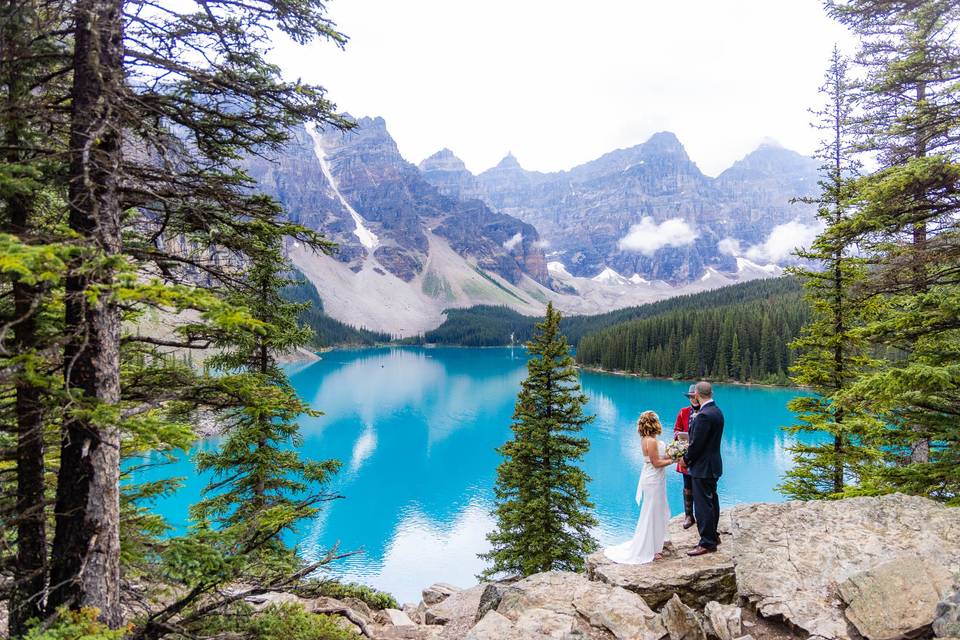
[574,281,808,385]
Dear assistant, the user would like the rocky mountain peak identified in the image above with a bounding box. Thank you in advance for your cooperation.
[339,116,402,160]
[643,130,687,156]
[418,148,469,173]
[721,143,817,177]
[491,152,523,171]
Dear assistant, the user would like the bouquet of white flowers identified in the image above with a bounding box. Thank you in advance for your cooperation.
[666,438,689,460]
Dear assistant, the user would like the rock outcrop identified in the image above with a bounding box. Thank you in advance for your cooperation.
[587,514,737,609]
[732,494,960,640]
[838,557,953,640]
[240,494,958,640]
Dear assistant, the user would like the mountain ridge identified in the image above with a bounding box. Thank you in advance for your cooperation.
[419,132,820,283]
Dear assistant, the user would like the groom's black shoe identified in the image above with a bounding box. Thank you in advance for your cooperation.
[687,545,717,557]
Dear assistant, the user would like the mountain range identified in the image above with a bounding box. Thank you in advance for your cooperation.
[419,133,821,282]
[241,117,819,336]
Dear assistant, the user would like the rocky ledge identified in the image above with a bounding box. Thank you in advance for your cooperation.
[253,494,960,640]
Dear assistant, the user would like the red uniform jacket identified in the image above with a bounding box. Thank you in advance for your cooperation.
[673,405,695,474]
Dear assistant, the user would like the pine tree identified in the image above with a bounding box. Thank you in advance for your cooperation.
[2,0,353,628]
[781,47,880,500]
[191,237,340,547]
[480,302,597,578]
[826,0,960,502]
[0,0,72,631]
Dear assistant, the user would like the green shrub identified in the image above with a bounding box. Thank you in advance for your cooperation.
[19,608,127,640]
[195,603,356,640]
[313,580,398,610]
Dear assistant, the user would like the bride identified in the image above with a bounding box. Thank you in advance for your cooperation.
[604,410,675,564]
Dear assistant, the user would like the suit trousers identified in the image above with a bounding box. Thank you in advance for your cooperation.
[691,476,720,549]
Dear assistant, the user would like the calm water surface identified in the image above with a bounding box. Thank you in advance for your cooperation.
[136,347,810,603]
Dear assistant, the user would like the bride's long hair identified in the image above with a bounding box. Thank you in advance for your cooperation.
[636,411,662,437]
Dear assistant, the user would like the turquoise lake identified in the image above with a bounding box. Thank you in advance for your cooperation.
[135,346,810,603]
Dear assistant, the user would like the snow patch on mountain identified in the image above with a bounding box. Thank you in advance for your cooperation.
[736,257,783,275]
[305,123,379,250]
[548,261,572,277]
[592,267,628,285]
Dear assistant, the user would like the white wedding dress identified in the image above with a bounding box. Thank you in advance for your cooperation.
[603,438,671,564]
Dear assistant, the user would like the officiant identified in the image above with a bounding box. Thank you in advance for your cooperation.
[673,384,700,529]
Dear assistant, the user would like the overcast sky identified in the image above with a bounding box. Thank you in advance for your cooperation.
[270,0,855,177]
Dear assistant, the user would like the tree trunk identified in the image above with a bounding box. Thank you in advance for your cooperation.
[3,0,49,630]
[909,80,930,464]
[47,0,124,626]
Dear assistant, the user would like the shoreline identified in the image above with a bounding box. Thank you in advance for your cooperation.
[289,345,801,391]
[575,364,798,390]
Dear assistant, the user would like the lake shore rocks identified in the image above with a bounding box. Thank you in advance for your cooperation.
[732,494,960,640]
[237,494,958,640]
[587,514,737,609]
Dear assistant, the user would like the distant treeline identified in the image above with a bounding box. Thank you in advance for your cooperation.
[412,277,803,352]
[282,272,391,347]
[575,281,808,385]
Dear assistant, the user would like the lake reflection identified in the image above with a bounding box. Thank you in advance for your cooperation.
[135,347,810,603]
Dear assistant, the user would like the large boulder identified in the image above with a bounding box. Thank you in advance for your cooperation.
[661,594,707,640]
[377,608,417,627]
[731,494,960,640]
[573,585,667,640]
[703,601,742,640]
[493,571,665,640]
[424,585,484,625]
[423,583,462,607]
[464,611,532,640]
[587,515,736,609]
[838,557,954,640]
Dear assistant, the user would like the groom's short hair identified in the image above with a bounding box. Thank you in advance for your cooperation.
[696,381,713,398]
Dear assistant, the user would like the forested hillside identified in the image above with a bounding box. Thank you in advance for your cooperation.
[416,277,801,349]
[575,282,808,384]
[282,272,391,347]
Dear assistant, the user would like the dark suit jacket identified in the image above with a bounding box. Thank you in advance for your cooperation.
[683,401,724,479]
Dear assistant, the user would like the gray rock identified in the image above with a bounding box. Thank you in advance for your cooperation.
[402,603,424,625]
[934,589,960,638]
[464,611,533,640]
[572,585,667,640]
[703,601,741,640]
[475,582,512,623]
[341,597,376,624]
[423,584,485,629]
[495,572,595,621]
[587,516,736,609]
[731,494,960,640]
[660,595,706,640]
[493,571,663,639]
[838,556,954,640]
[379,608,416,627]
[422,582,461,607]
[367,623,444,640]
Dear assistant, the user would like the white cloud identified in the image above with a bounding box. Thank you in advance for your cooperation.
[743,219,826,263]
[718,237,742,256]
[502,232,523,251]
[532,239,550,249]
[617,217,695,255]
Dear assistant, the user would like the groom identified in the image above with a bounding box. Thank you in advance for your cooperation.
[682,381,724,556]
